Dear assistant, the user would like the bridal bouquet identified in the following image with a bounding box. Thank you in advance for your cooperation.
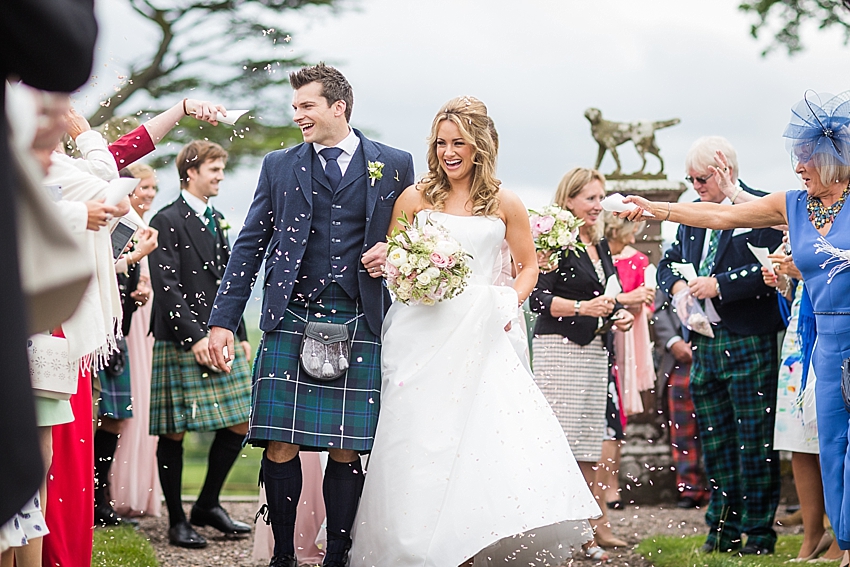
[528,205,585,262]
[384,213,472,305]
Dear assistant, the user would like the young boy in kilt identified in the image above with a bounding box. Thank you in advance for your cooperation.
[207,64,414,567]
[148,140,254,549]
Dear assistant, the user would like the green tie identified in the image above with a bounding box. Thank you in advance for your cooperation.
[698,229,721,276]
[203,206,217,237]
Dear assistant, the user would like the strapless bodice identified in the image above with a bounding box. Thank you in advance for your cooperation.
[416,210,506,285]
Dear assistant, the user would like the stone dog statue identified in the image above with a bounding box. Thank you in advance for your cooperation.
[585,108,680,177]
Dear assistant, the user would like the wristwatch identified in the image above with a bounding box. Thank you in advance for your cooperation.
[574,300,582,316]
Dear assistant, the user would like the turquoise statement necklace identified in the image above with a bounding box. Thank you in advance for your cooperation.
[807,183,850,229]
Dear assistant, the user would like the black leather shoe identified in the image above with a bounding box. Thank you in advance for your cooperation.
[738,543,773,556]
[269,555,297,567]
[190,504,251,534]
[94,502,140,528]
[606,499,624,510]
[676,496,700,509]
[168,520,207,548]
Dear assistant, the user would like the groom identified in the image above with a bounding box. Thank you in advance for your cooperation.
[208,63,414,566]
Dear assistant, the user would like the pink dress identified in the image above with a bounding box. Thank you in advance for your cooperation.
[613,251,656,416]
[110,253,162,517]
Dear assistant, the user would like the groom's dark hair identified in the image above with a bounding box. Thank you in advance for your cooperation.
[289,63,354,122]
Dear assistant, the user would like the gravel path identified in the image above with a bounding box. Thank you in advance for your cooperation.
[137,502,801,567]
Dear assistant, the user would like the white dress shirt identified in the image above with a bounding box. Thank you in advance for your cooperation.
[181,189,212,228]
[313,128,360,177]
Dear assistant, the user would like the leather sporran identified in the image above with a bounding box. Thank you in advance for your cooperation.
[842,358,850,412]
[299,322,351,382]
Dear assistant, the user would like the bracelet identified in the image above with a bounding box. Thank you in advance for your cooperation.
[574,300,582,316]
[664,202,671,221]
[182,98,190,116]
[730,187,742,204]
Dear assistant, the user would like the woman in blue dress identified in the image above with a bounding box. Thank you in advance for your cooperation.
[618,91,850,566]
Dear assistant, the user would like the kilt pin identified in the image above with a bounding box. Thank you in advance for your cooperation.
[658,185,785,552]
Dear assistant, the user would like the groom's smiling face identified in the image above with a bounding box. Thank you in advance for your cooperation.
[292,81,347,146]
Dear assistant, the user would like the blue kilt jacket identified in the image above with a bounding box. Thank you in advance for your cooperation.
[208,130,414,336]
[657,181,785,342]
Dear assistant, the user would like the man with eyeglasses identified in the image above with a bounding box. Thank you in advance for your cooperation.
[657,136,784,556]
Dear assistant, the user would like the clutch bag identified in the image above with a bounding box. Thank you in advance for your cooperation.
[27,334,79,400]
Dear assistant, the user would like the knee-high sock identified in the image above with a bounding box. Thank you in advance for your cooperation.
[196,428,244,510]
[262,453,302,558]
[94,429,119,506]
[157,436,185,526]
[323,458,364,561]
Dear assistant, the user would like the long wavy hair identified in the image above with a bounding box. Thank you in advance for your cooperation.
[419,96,501,216]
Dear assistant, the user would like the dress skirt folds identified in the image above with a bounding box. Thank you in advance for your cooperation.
[350,212,599,566]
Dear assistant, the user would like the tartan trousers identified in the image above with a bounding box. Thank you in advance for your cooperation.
[666,362,707,502]
[690,326,780,550]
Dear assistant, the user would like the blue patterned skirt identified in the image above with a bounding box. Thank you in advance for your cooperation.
[248,284,381,452]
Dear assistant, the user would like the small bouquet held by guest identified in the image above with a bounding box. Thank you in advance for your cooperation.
[383,213,472,305]
[529,204,585,269]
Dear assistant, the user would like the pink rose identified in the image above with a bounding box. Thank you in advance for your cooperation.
[430,251,450,268]
[532,215,556,237]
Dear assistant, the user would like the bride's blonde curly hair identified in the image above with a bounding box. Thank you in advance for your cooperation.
[419,96,501,216]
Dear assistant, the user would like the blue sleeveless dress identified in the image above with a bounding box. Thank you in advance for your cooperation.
[787,189,850,549]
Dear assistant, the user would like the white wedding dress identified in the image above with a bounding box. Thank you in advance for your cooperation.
[349,212,600,567]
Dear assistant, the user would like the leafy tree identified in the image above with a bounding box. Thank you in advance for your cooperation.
[739,0,850,55]
[89,0,339,167]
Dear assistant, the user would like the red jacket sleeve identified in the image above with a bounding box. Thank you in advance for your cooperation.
[109,125,155,168]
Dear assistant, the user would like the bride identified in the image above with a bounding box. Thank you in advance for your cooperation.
[349,97,600,566]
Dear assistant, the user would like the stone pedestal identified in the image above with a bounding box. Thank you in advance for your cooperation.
[606,178,686,266]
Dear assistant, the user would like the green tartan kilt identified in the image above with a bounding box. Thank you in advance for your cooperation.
[98,341,133,420]
[249,285,381,452]
[149,340,252,435]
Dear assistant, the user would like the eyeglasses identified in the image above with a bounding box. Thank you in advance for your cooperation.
[685,172,714,185]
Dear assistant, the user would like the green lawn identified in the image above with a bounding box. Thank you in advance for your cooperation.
[182,431,264,497]
[92,526,158,567]
[635,534,839,567]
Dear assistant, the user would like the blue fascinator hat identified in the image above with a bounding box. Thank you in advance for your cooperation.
[783,91,850,166]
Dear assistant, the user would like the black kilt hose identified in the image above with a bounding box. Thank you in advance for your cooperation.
[249,284,381,452]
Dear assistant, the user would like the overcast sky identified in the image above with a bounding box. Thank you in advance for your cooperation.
[86,0,850,229]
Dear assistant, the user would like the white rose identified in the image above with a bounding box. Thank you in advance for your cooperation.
[387,248,408,267]
[416,273,432,286]
[398,279,413,291]
[435,239,459,256]
[424,267,440,279]
[400,263,414,276]
[421,296,436,306]
[417,257,430,269]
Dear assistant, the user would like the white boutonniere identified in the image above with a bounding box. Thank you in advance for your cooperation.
[219,219,231,232]
[367,161,384,186]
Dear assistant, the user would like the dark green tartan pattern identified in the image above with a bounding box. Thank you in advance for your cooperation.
[98,350,133,420]
[690,326,780,550]
[248,285,381,452]
[149,340,252,435]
